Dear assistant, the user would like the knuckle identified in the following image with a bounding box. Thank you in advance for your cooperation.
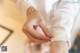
[26,7,38,17]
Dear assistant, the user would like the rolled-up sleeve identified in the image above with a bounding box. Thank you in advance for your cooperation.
[49,0,79,42]
[16,0,31,16]
[16,0,37,17]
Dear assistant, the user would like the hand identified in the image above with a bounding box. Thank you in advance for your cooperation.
[22,6,52,43]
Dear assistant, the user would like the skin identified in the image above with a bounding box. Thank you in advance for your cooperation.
[50,41,68,53]
[23,6,68,53]
[22,6,52,44]
[11,0,52,44]
[11,0,70,53]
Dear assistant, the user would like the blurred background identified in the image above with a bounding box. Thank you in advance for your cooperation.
[0,0,80,53]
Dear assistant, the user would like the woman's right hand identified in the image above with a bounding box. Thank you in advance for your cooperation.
[22,6,52,43]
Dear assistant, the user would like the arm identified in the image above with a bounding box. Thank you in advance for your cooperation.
[17,0,52,43]
[50,0,79,53]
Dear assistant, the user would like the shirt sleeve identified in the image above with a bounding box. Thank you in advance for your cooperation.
[16,0,31,16]
[49,0,80,41]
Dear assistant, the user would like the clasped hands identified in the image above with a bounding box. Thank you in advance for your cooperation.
[22,6,52,44]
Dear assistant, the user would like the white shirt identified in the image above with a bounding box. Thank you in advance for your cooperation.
[16,0,80,47]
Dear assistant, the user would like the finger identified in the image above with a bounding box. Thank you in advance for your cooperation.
[23,23,51,40]
[27,26,51,40]
[38,21,52,38]
[23,28,49,44]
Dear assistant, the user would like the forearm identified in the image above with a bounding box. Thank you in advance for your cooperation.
[50,41,69,53]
